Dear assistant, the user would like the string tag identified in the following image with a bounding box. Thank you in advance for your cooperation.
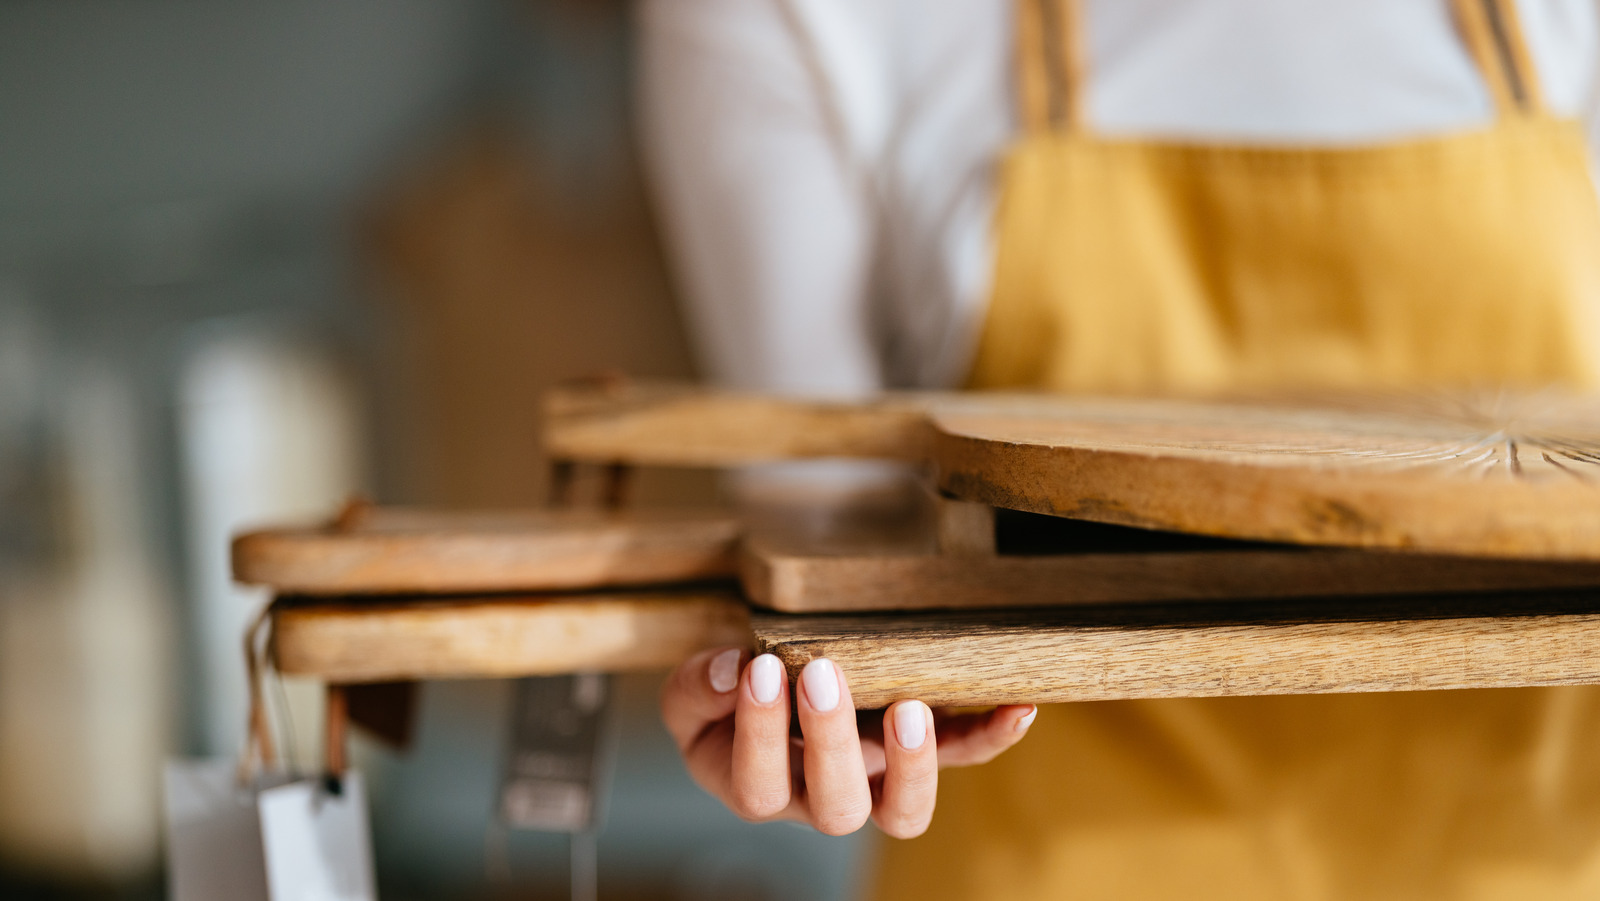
[165,759,376,901]
[258,771,377,901]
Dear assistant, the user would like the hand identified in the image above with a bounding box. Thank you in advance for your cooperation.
[662,647,1038,838]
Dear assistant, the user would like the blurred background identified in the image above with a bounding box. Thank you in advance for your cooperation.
[0,1,866,898]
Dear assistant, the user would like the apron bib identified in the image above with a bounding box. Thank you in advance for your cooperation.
[968,0,1600,394]
[875,1,1600,898]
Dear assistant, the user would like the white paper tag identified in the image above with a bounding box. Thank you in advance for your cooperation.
[164,759,290,901]
[257,772,377,901]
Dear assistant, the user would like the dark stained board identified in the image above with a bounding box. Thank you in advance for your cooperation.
[740,535,1600,612]
[752,591,1600,709]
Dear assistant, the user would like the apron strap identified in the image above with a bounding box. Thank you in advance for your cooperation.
[1017,0,1549,135]
[1449,0,1547,117]
[1017,0,1086,134]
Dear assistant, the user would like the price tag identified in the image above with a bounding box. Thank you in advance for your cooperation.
[257,773,376,901]
[165,759,375,901]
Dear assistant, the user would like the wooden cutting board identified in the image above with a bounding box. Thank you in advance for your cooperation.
[272,589,749,683]
[233,505,741,595]
[933,391,1600,559]
[233,493,1600,613]
[740,533,1600,612]
[751,591,1600,708]
[548,382,1600,560]
[545,379,931,464]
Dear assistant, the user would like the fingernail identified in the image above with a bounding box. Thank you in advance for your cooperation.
[801,658,841,712]
[749,654,783,705]
[1016,706,1038,732]
[708,648,740,693]
[894,702,927,751]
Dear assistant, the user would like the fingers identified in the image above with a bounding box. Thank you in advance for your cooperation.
[729,653,794,820]
[661,647,745,752]
[663,648,748,800]
[873,700,938,838]
[796,659,873,835]
[663,649,1033,839]
[933,704,1038,768]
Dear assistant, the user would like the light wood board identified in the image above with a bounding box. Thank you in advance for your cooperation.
[545,380,931,465]
[934,391,1600,559]
[271,590,750,682]
[751,592,1600,708]
[545,382,1600,560]
[233,506,740,595]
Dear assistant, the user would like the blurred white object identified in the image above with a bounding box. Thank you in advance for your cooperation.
[258,772,376,901]
[164,760,281,901]
[177,327,365,764]
[0,337,175,880]
[165,759,376,901]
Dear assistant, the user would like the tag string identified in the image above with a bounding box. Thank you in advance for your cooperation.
[236,597,280,785]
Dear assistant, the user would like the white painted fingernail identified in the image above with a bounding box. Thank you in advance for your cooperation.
[801,658,840,713]
[749,654,783,705]
[1015,707,1038,732]
[895,702,927,751]
[709,648,740,693]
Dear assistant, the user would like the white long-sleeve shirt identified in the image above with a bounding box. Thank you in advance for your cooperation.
[638,0,1600,397]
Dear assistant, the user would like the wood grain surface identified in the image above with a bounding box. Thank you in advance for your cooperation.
[752,591,1600,708]
[271,590,750,682]
[934,391,1600,559]
[545,380,933,465]
[543,382,1600,559]
[233,506,741,595]
[936,496,997,556]
[740,536,1600,612]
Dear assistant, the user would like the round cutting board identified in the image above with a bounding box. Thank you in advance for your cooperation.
[932,391,1600,560]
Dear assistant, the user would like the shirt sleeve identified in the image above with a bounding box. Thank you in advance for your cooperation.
[635,0,884,398]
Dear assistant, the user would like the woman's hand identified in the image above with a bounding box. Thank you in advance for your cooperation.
[662,647,1038,838]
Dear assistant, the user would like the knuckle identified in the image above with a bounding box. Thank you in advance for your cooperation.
[957,733,1023,766]
[812,801,872,836]
[896,767,938,797]
[662,659,697,705]
[731,787,789,821]
[803,727,860,758]
[877,812,933,840]
[965,746,1004,766]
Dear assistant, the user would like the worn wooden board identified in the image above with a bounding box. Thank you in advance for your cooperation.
[545,379,932,465]
[233,506,741,595]
[271,590,750,683]
[934,391,1600,559]
[740,535,1600,612]
[752,591,1600,708]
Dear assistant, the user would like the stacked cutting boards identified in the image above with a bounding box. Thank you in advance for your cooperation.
[235,380,1600,709]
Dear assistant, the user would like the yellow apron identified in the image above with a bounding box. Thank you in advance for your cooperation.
[873,1,1600,898]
